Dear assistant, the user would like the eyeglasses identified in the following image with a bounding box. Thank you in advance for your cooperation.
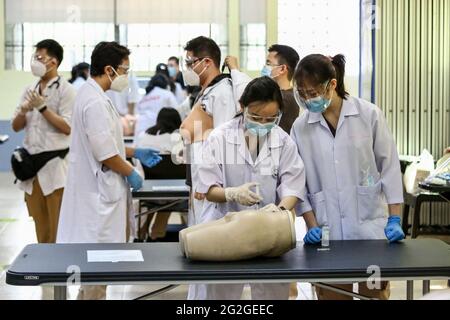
[31,54,53,64]
[295,81,331,100]
[184,56,209,69]
[117,64,130,75]
[245,109,282,124]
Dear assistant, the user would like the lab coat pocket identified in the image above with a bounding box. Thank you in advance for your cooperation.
[308,191,328,226]
[357,181,383,222]
[97,167,124,204]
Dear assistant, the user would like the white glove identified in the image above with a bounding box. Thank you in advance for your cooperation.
[18,101,32,116]
[26,90,46,111]
[225,182,263,206]
[261,204,283,212]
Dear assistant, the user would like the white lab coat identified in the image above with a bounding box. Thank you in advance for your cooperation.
[189,116,306,300]
[134,87,178,139]
[71,77,87,91]
[13,76,76,196]
[189,77,240,227]
[57,78,132,244]
[291,96,404,241]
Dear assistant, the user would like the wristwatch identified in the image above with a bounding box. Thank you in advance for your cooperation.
[38,105,47,113]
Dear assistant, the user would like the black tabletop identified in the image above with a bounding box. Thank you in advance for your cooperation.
[419,182,450,193]
[132,180,190,199]
[6,240,450,286]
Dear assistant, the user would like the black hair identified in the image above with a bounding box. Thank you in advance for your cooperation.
[69,62,90,83]
[146,108,182,136]
[268,44,300,80]
[145,74,170,95]
[155,63,176,93]
[90,42,131,77]
[184,36,221,68]
[35,39,64,66]
[294,54,349,99]
[239,76,284,112]
[168,56,180,65]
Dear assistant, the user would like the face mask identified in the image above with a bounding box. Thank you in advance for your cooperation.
[31,60,49,78]
[261,65,273,78]
[303,96,332,113]
[108,67,129,92]
[168,66,177,78]
[182,60,207,87]
[245,118,276,137]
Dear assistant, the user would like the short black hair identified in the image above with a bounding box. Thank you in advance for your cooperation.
[184,36,221,68]
[35,39,64,66]
[268,44,300,80]
[90,42,131,77]
[168,56,180,65]
[239,76,284,112]
[147,108,182,136]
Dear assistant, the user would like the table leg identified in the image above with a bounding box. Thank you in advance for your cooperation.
[423,280,431,295]
[402,204,410,235]
[406,281,414,300]
[54,286,67,300]
[411,201,422,239]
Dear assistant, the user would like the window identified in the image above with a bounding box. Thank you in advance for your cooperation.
[278,0,361,91]
[240,0,267,71]
[4,0,229,72]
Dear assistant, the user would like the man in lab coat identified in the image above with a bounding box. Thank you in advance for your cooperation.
[57,42,161,300]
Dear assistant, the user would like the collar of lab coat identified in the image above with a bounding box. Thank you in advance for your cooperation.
[225,117,283,166]
[307,96,359,124]
[32,75,61,91]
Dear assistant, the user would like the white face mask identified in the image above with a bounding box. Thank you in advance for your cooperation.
[182,59,207,87]
[31,60,49,78]
[108,67,129,92]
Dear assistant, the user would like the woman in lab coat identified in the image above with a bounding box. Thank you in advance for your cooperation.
[57,42,161,300]
[291,54,405,300]
[190,77,306,300]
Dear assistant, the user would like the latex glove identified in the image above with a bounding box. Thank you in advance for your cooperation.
[303,227,322,245]
[261,204,283,212]
[126,170,144,192]
[134,148,162,168]
[225,182,263,206]
[385,216,405,243]
[26,90,46,111]
[224,56,240,71]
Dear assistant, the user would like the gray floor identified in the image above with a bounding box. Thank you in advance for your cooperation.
[0,172,448,300]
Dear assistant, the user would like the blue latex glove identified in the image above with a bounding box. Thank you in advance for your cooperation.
[384,216,405,243]
[303,227,322,245]
[126,170,143,192]
[134,148,162,168]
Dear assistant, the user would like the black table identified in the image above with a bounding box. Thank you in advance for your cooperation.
[419,182,450,194]
[132,180,190,241]
[6,239,450,300]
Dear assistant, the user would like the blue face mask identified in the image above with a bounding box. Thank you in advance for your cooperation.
[245,119,276,137]
[168,66,177,78]
[303,96,332,113]
[261,65,272,78]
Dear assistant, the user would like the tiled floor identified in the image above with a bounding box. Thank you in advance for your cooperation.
[0,172,448,300]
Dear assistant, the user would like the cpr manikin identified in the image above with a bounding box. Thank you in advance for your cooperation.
[179,205,296,262]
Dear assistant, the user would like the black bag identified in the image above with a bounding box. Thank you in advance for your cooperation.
[11,147,69,181]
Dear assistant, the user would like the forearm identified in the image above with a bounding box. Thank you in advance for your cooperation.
[206,186,227,203]
[388,204,402,217]
[12,114,27,132]
[302,211,319,229]
[126,147,135,158]
[41,109,71,135]
[278,196,298,211]
[102,155,134,177]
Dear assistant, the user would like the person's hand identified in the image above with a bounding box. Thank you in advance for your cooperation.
[18,101,32,116]
[384,216,405,243]
[134,148,162,168]
[225,182,263,206]
[194,192,206,201]
[303,227,322,245]
[126,170,144,192]
[224,56,240,71]
[26,90,46,111]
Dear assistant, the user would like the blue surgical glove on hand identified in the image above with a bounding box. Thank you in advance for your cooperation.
[126,170,143,192]
[384,216,405,243]
[303,227,322,245]
[134,148,162,168]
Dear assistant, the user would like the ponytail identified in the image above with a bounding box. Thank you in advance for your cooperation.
[330,54,348,99]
